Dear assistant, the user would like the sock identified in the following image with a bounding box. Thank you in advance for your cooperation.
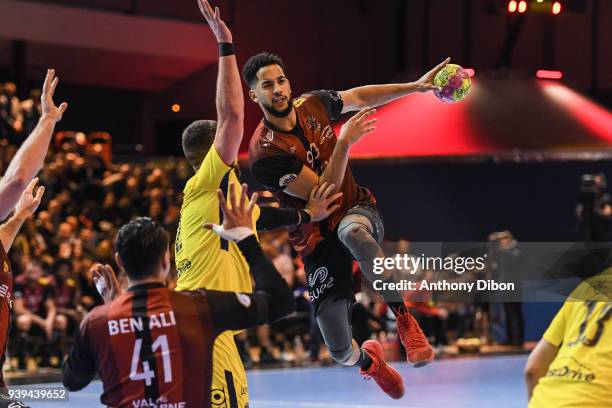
[379,275,407,315]
[386,302,406,318]
[357,348,373,371]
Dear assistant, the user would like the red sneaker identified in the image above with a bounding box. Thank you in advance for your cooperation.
[360,340,405,400]
[396,309,434,367]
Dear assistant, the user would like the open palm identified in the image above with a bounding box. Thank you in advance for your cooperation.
[14,178,45,219]
[41,69,68,122]
[197,0,232,43]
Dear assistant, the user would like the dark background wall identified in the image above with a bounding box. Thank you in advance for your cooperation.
[2,0,611,154]
[241,158,612,242]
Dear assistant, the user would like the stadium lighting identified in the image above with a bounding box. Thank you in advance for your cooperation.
[536,70,563,80]
[171,104,181,113]
[552,1,562,14]
[508,0,518,13]
[518,0,528,13]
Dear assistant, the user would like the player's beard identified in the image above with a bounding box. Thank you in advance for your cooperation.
[262,98,294,118]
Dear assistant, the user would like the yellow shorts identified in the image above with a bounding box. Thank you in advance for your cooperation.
[210,331,249,408]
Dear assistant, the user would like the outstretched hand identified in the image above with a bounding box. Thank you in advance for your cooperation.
[305,182,343,222]
[414,57,451,92]
[41,69,68,122]
[92,263,123,304]
[338,107,378,147]
[204,183,258,242]
[197,0,232,43]
[14,178,45,220]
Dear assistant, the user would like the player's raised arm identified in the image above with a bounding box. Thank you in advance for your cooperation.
[0,69,67,221]
[0,178,44,251]
[204,183,296,330]
[197,0,244,166]
[338,57,450,113]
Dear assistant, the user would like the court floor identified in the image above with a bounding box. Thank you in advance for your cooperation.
[34,354,528,407]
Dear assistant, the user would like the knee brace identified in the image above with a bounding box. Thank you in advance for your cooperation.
[337,214,378,263]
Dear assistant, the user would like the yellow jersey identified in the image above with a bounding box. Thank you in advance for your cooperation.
[175,144,260,408]
[175,144,259,292]
[529,272,612,408]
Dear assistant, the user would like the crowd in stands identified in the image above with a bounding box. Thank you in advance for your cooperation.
[0,82,523,373]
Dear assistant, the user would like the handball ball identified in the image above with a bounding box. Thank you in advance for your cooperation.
[433,64,471,103]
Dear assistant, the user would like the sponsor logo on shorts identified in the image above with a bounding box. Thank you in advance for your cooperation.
[279,174,297,188]
[211,388,226,407]
[308,267,335,300]
[8,403,29,408]
[308,267,329,287]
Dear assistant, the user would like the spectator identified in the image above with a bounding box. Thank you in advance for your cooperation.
[12,259,58,368]
[21,89,42,137]
[0,82,23,142]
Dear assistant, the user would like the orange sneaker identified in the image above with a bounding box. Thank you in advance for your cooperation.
[396,309,434,367]
[360,340,405,400]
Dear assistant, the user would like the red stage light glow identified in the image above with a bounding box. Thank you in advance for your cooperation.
[536,70,563,80]
[539,81,612,143]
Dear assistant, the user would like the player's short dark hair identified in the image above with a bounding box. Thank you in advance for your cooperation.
[242,52,285,88]
[116,217,169,280]
[182,120,216,170]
